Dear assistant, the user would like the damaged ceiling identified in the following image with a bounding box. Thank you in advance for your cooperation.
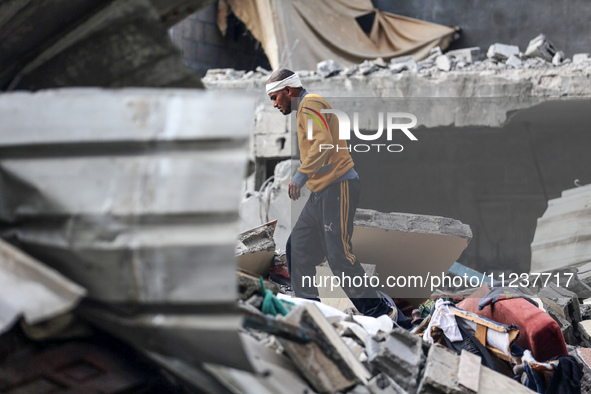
[0,0,216,90]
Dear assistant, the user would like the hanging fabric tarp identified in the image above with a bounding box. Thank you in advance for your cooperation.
[224,0,458,70]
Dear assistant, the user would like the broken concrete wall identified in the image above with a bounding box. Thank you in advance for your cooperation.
[0,88,254,304]
[0,88,257,370]
[374,0,591,57]
[206,65,591,273]
[169,2,271,76]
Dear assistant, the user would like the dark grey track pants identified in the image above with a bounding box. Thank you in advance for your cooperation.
[288,178,391,318]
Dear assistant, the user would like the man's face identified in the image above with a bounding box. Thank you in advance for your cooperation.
[268,88,292,115]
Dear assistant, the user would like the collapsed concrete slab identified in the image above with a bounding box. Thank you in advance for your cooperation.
[0,88,256,370]
[531,183,591,272]
[389,55,418,73]
[352,209,472,301]
[367,328,426,393]
[417,344,534,393]
[0,238,86,334]
[435,55,452,71]
[486,43,519,61]
[506,54,523,68]
[240,176,472,304]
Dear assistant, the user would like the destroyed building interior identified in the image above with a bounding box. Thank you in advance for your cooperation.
[1,0,591,393]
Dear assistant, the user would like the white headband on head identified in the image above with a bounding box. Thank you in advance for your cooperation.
[265,73,302,94]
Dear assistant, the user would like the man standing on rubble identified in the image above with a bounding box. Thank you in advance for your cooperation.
[266,69,409,325]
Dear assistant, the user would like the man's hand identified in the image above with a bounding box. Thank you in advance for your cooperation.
[288,181,302,201]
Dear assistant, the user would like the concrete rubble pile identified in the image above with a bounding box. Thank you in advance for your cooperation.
[204,33,591,84]
[2,4,591,390]
[227,161,591,393]
[232,285,536,393]
[231,237,591,394]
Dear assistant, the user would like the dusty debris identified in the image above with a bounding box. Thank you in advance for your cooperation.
[573,53,591,64]
[435,55,452,71]
[367,328,425,392]
[317,59,343,78]
[358,59,381,75]
[506,54,523,68]
[352,209,472,302]
[278,303,371,392]
[237,271,279,301]
[486,43,520,61]
[418,344,535,393]
[0,89,254,306]
[389,55,417,73]
[205,42,591,89]
[525,34,558,62]
[457,349,481,392]
[236,220,277,277]
[446,47,480,64]
[374,57,389,68]
[316,262,376,299]
[0,87,260,375]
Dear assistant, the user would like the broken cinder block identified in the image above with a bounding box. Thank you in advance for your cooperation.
[352,209,472,303]
[506,54,523,68]
[367,328,425,393]
[236,221,277,277]
[435,55,451,72]
[525,34,558,62]
[417,344,536,393]
[446,47,480,64]
[317,60,343,78]
[358,60,380,75]
[538,282,581,324]
[573,53,591,64]
[279,303,371,393]
[486,43,519,61]
[348,373,409,394]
